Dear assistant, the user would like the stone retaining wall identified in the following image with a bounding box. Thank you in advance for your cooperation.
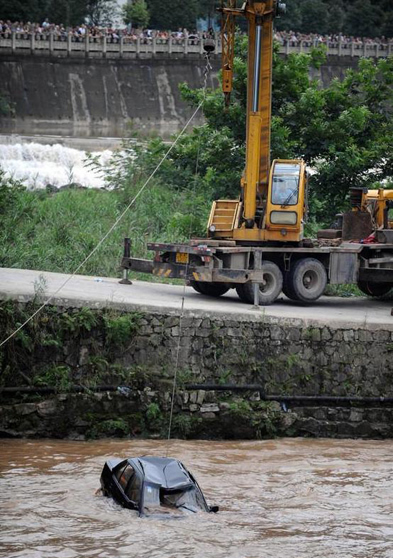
[1,303,392,439]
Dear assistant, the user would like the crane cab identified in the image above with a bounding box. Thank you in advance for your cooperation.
[207,159,307,244]
[264,159,307,242]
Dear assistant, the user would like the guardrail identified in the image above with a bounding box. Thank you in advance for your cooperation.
[0,31,392,59]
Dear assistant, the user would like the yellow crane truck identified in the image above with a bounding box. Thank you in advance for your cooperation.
[121,0,393,305]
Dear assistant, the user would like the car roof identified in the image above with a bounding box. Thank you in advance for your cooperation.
[128,457,194,490]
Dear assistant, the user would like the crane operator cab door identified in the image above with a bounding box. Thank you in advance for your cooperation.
[265,159,307,243]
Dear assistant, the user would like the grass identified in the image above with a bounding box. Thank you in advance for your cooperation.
[0,179,210,279]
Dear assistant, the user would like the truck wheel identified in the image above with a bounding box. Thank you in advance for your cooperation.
[357,281,393,297]
[282,273,299,301]
[286,258,327,302]
[190,281,230,297]
[236,261,283,305]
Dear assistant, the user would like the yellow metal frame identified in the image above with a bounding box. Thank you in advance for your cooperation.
[209,1,308,244]
[362,188,393,229]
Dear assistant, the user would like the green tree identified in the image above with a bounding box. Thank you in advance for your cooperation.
[120,34,393,224]
[299,0,329,34]
[84,0,119,26]
[0,0,47,22]
[46,0,89,27]
[123,0,150,28]
[345,0,385,38]
[146,0,199,30]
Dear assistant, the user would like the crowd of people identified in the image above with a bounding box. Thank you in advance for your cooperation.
[274,30,392,48]
[0,20,206,44]
[0,19,391,47]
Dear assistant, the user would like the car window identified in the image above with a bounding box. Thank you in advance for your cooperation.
[117,465,135,490]
[126,474,141,502]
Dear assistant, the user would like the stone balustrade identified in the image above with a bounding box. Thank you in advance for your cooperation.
[0,31,392,59]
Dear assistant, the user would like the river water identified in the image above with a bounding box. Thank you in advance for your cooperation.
[1,438,393,558]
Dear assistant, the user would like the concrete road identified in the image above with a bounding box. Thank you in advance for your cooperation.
[0,267,392,330]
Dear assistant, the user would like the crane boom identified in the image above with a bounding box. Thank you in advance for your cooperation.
[209,0,307,244]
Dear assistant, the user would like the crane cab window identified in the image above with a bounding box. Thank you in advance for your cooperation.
[271,163,300,206]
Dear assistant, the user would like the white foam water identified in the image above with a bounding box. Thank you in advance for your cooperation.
[0,142,114,190]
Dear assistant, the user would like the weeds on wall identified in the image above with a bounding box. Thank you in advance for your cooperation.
[0,300,143,390]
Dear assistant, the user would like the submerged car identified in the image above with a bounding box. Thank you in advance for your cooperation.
[100,456,218,517]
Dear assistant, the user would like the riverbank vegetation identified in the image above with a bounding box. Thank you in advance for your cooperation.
[1,42,393,286]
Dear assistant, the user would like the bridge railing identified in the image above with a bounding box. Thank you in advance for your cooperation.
[0,31,392,58]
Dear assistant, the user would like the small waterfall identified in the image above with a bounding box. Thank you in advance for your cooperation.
[0,142,114,190]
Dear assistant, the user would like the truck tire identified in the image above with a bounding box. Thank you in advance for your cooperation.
[357,281,393,297]
[236,261,283,305]
[285,258,327,302]
[190,281,230,297]
[282,273,298,301]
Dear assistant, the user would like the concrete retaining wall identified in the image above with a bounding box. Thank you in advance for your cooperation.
[0,54,358,137]
[1,303,392,439]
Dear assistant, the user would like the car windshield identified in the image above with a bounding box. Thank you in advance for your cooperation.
[160,487,205,513]
[142,484,205,515]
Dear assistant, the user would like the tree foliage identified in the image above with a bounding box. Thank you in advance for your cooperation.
[277,0,393,38]
[0,0,118,26]
[123,0,150,28]
[115,35,393,226]
[146,0,200,30]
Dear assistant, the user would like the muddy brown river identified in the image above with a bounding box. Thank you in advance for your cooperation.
[1,438,393,558]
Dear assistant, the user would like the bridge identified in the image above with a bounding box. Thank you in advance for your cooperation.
[1,31,392,59]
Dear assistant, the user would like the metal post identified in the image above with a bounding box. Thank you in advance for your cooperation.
[119,238,132,284]
[252,250,262,309]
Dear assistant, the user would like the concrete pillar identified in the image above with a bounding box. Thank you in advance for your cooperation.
[49,31,54,55]
[85,31,90,57]
[119,35,124,58]
[183,31,188,55]
[136,36,141,56]
[168,35,172,54]
[363,41,367,57]
[11,31,16,53]
[67,32,72,57]
[388,41,392,56]
[102,33,107,58]
[351,41,355,57]
[30,32,35,54]
[338,36,342,56]
[299,40,303,53]
[199,32,204,56]
[152,35,156,55]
